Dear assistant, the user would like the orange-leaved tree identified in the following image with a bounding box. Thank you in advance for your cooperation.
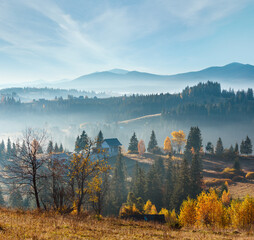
[171,130,186,153]
[164,136,172,155]
[138,139,146,156]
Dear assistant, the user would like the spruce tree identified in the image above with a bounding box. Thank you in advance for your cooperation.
[171,158,190,210]
[110,152,127,214]
[128,132,138,153]
[240,140,246,154]
[147,130,158,153]
[245,136,252,155]
[96,130,104,148]
[131,162,146,200]
[184,127,202,161]
[215,137,224,156]
[75,131,88,152]
[47,141,53,154]
[205,142,214,154]
[59,143,64,152]
[234,143,239,154]
[11,143,16,158]
[233,157,241,172]
[54,143,59,153]
[190,154,203,198]
[154,157,165,184]
[145,164,163,210]
[163,158,174,210]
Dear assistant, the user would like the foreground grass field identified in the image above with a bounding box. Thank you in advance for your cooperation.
[0,209,253,240]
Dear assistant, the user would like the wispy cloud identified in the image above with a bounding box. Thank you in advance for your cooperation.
[0,0,252,82]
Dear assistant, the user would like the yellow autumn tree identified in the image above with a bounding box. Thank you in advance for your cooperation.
[195,189,225,227]
[221,190,231,206]
[230,196,254,229]
[179,197,197,227]
[171,130,186,153]
[164,136,172,154]
[143,200,152,214]
[138,139,146,156]
[69,140,110,214]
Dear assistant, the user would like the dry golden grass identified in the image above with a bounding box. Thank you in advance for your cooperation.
[0,208,253,240]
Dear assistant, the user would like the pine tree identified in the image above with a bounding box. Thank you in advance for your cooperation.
[163,158,174,210]
[215,137,224,156]
[11,143,16,157]
[171,158,190,210]
[0,140,5,160]
[75,131,88,152]
[145,164,163,210]
[110,152,127,214]
[147,130,158,153]
[47,141,53,154]
[96,130,104,148]
[206,142,214,154]
[128,132,138,153]
[233,157,241,171]
[234,143,239,154]
[189,154,203,198]
[54,143,59,153]
[240,140,246,154]
[155,157,165,184]
[245,136,252,155]
[184,127,202,161]
[9,187,23,208]
[131,162,146,200]
[59,143,64,152]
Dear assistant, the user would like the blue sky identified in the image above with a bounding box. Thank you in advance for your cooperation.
[0,0,254,83]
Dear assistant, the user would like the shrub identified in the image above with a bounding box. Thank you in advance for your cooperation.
[178,197,196,227]
[167,209,179,229]
[119,204,141,216]
[230,196,254,229]
[221,190,231,206]
[246,172,254,180]
[195,189,225,227]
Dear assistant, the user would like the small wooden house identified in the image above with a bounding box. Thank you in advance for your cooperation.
[101,138,122,157]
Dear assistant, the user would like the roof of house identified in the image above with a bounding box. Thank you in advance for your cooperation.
[103,138,122,146]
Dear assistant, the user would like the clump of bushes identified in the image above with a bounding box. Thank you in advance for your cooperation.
[205,178,232,187]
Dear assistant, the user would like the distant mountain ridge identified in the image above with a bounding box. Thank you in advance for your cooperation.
[57,62,253,93]
[1,63,253,93]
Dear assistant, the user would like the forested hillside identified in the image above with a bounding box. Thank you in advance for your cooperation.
[0,81,253,123]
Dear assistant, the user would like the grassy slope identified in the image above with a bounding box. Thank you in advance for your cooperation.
[0,209,253,240]
[122,152,254,199]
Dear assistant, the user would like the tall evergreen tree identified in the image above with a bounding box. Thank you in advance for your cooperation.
[54,143,59,153]
[163,158,174,210]
[184,127,202,161]
[59,143,64,152]
[206,142,214,154]
[189,154,203,198]
[47,141,53,154]
[131,162,146,200]
[171,158,190,210]
[110,152,127,214]
[75,131,89,152]
[145,164,163,210]
[215,137,224,156]
[233,157,241,171]
[96,130,104,148]
[245,136,252,155]
[147,130,158,153]
[128,132,138,153]
[234,143,239,154]
[154,157,165,184]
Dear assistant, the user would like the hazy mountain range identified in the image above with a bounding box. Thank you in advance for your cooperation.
[2,62,254,94]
